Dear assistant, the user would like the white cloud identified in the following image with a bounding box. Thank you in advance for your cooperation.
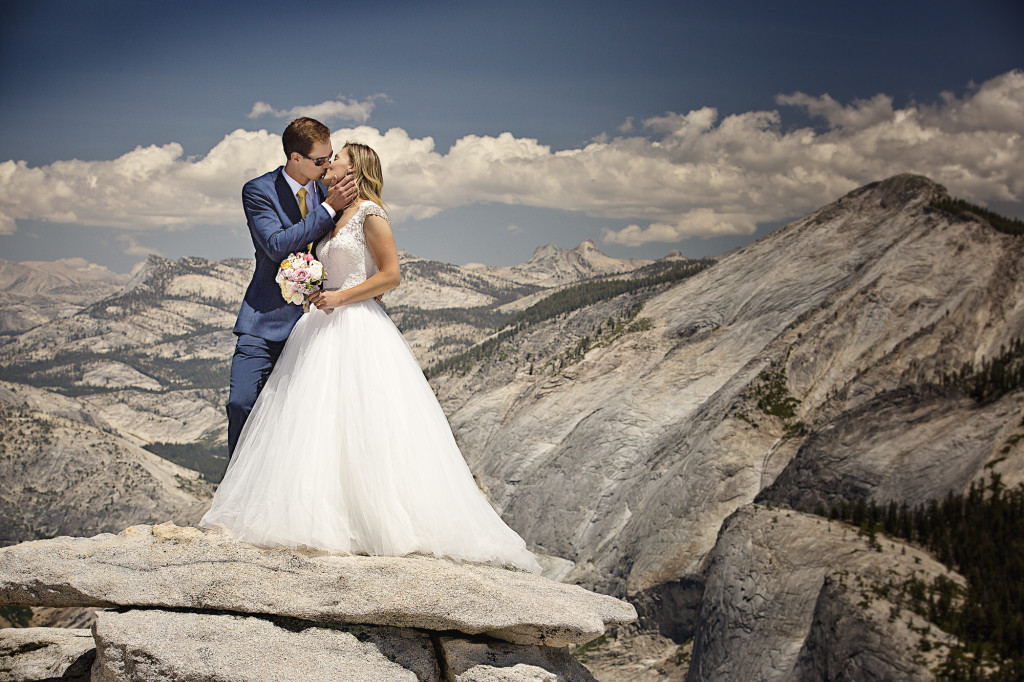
[1,71,1022,254]
[774,92,896,130]
[118,233,162,258]
[603,210,759,246]
[247,94,387,124]
[0,128,281,233]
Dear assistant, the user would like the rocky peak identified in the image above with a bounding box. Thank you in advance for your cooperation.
[867,172,946,208]
[527,242,561,261]
[492,240,653,287]
[118,254,172,296]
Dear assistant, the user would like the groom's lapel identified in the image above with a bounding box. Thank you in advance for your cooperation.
[311,181,325,260]
[274,169,303,225]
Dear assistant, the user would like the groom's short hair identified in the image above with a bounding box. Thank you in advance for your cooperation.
[282,118,331,158]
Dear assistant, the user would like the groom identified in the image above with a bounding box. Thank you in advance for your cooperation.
[226,117,357,457]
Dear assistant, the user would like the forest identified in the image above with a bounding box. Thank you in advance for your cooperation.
[824,476,1024,680]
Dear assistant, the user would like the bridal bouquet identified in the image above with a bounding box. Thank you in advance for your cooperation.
[276,252,325,311]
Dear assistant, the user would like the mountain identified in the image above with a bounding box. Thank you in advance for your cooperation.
[0,380,212,546]
[385,251,538,310]
[0,258,127,335]
[477,239,655,288]
[0,241,653,531]
[423,175,1024,666]
[385,242,663,369]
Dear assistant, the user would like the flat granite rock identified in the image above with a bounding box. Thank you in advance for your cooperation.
[91,609,440,682]
[0,626,95,682]
[0,523,636,647]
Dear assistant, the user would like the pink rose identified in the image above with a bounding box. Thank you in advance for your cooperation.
[303,253,314,262]
[292,269,311,283]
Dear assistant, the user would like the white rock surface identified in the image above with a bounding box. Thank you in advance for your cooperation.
[78,361,162,391]
[80,387,226,445]
[0,626,94,682]
[760,386,1024,508]
[91,609,440,682]
[0,523,636,647]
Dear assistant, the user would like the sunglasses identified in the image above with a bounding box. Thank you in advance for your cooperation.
[298,151,333,167]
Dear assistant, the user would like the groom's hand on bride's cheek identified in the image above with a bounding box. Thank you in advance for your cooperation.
[341,171,356,198]
[326,172,357,211]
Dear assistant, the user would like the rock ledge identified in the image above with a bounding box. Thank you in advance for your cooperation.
[0,522,634,648]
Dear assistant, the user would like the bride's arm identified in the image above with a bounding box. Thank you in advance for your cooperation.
[309,214,400,311]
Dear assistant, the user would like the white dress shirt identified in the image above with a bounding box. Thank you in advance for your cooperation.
[282,168,336,219]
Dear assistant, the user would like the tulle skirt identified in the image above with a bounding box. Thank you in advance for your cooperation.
[200,300,541,573]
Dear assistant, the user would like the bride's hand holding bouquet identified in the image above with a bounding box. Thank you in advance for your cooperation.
[275,252,328,313]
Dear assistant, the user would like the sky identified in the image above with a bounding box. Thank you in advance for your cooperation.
[0,0,1022,273]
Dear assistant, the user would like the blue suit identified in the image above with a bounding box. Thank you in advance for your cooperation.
[234,167,334,341]
[226,167,336,457]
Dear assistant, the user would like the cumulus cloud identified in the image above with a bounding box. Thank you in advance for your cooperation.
[0,128,282,233]
[118,233,162,258]
[247,94,388,123]
[604,211,759,246]
[1,71,1022,254]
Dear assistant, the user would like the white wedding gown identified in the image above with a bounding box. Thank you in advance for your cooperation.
[201,202,541,573]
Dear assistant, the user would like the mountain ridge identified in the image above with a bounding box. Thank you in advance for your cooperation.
[428,174,1024,601]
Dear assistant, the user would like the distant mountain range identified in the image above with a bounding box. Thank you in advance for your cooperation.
[0,258,128,335]
[0,238,673,539]
[2,175,1022,677]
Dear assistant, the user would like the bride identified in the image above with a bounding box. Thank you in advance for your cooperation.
[200,143,541,574]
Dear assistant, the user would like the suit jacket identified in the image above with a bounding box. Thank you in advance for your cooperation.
[233,167,336,342]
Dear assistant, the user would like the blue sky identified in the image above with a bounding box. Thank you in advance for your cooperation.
[1,0,1021,272]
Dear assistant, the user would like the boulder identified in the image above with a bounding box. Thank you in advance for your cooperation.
[790,577,942,682]
[687,504,959,681]
[90,609,440,682]
[0,523,636,647]
[0,626,94,682]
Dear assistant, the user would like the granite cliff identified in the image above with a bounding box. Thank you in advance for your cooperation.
[424,175,1023,676]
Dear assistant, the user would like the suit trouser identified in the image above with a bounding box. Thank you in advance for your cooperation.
[226,333,287,458]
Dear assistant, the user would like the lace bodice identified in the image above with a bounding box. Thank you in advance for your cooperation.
[316,201,389,291]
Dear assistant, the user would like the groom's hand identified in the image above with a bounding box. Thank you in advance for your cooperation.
[326,172,358,212]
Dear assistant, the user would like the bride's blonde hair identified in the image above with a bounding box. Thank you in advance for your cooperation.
[343,143,387,210]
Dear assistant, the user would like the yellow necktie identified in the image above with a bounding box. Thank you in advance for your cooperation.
[297,188,313,252]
